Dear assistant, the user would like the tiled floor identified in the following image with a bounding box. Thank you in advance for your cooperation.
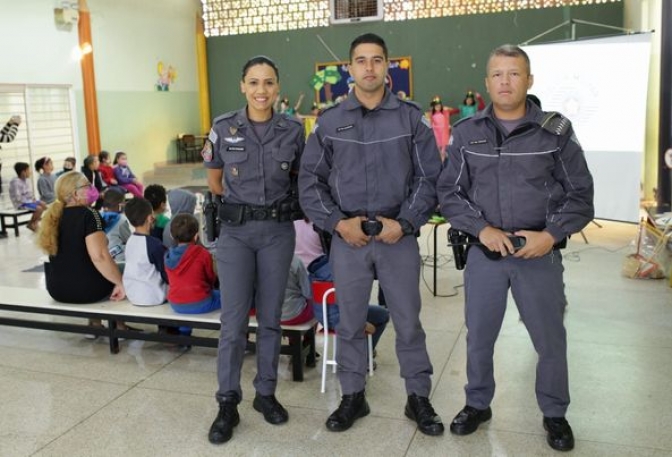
[1,219,671,456]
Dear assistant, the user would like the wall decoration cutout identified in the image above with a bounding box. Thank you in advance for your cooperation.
[313,57,412,105]
[156,61,177,91]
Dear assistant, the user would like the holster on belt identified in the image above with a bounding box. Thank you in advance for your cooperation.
[218,203,245,226]
[275,194,304,222]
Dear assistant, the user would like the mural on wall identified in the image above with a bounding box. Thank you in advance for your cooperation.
[156,61,177,91]
[312,57,413,105]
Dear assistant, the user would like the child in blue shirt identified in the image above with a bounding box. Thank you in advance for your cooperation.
[122,197,168,306]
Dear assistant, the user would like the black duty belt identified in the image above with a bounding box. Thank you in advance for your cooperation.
[218,202,278,226]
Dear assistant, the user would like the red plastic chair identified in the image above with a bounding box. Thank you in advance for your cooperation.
[311,280,373,393]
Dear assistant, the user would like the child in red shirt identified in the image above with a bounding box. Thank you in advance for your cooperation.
[164,214,220,313]
[98,151,117,186]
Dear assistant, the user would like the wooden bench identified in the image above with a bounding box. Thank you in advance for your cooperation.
[0,287,317,381]
[0,209,32,237]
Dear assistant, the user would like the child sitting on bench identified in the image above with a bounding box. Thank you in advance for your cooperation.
[9,162,47,232]
[164,213,220,314]
[123,197,168,306]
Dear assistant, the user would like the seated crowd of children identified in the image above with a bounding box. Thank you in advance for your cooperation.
[4,153,389,361]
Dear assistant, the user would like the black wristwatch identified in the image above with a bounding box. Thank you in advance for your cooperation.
[397,218,415,236]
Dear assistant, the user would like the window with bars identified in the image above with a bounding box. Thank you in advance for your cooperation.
[0,85,78,210]
[201,0,621,36]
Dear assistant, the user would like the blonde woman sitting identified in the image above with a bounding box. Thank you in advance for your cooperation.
[37,172,132,334]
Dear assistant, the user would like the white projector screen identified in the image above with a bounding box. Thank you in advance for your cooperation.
[522,34,651,223]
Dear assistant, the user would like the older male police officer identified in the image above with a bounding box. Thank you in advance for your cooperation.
[204,56,305,445]
[299,33,444,435]
[438,45,594,452]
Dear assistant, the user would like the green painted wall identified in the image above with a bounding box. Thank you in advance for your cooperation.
[75,91,200,173]
[207,3,623,115]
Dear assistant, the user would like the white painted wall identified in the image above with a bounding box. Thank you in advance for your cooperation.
[0,0,82,87]
[88,0,199,92]
[0,0,202,178]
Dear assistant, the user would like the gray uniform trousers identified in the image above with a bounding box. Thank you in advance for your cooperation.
[463,246,569,417]
[215,220,295,402]
[331,234,433,396]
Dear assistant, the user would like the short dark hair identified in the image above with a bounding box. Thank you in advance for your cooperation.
[144,184,167,211]
[103,189,125,209]
[124,197,154,227]
[349,33,388,62]
[14,162,29,176]
[170,213,200,243]
[487,44,531,75]
[99,150,110,162]
[242,55,279,82]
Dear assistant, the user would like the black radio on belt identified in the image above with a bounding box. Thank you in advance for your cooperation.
[361,219,383,236]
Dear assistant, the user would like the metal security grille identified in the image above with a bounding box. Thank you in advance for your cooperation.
[332,0,381,21]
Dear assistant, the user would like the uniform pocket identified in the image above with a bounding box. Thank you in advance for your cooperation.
[271,147,296,168]
[224,151,249,180]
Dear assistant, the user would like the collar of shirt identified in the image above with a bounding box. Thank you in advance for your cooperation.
[231,108,290,131]
[476,100,545,127]
[341,87,400,113]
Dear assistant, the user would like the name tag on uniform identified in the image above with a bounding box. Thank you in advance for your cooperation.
[469,139,488,145]
[336,124,354,132]
[226,146,245,152]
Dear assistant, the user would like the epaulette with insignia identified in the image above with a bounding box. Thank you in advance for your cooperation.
[212,111,237,125]
[540,112,571,136]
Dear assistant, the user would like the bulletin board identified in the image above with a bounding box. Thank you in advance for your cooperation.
[314,56,413,104]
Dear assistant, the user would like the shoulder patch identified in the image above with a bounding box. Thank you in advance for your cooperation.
[201,140,214,162]
[540,112,572,136]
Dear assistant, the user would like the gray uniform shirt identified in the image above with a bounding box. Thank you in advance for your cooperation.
[437,102,594,241]
[299,88,442,233]
[203,108,304,206]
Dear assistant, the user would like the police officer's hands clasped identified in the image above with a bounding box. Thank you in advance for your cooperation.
[478,226,516,257]
[513,230,554,259]
[336,216,370,247]
[374,216,404,244]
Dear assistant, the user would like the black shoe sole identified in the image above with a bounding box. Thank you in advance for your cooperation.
[325,402,370,432]
[404,409,445,436]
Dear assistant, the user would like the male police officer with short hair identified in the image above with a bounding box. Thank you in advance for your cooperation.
[299,33,444,436]
[438,44,594,452]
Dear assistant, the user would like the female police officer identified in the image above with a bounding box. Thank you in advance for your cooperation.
[204,56,304,445]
